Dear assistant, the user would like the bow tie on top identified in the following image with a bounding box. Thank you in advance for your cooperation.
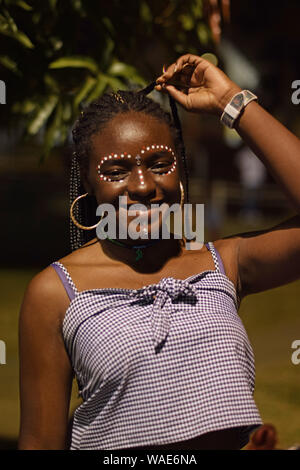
[129,277,198,352]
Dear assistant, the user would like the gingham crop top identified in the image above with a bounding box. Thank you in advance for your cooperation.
[51,241,262,450]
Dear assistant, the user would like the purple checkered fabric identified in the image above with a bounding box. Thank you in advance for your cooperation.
[51,242,262,449]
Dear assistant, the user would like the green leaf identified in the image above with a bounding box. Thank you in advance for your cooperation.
[15,1,33,11]
[108,62,146,86]
[179,14,194,31]
[11,28,34,48]
[196,22,209,44]
[1,9,18,33]
[140,1,152,23]
[12,99,37,114]
[73,74,97,110]
[70,0,86,17]
[99,37,114,70]
[0,55,21,75]
[49,36,63,51]
[48,0,58,10]
[101,17,114,36]
[40,101,62,163]
[49,56,99,75]
[86,74,108,102]
[191,0,203,19]
[0,24,34,48]
[62,101,72,122]
[27,95,58,135]
[0,9,34,48]
[44,73,60,93]
[106,76,126,92]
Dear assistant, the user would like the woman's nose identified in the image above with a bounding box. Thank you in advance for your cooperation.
[126,168,157,202]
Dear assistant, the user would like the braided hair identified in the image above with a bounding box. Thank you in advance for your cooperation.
[70,82,189,251]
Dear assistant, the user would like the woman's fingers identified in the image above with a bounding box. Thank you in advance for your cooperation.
[156,54,213,89]
[175,54,202,70]
[158,84,190,109]
[170,54,204,80]
[156,62,178,84]
[156,53,242,115]
[156,55,198,83]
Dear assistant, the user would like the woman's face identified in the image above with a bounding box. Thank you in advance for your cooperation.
[86,111,181,240]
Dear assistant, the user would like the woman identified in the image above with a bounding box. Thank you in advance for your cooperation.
[18,54,300,450]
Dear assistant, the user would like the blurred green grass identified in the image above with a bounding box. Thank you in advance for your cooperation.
[0,267,82,449]
[1,253,300,449]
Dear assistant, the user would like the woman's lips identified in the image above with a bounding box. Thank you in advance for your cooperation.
[118,203,169,218]
[117,203,170,238]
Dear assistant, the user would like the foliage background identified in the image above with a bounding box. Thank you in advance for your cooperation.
[0,0,214,160]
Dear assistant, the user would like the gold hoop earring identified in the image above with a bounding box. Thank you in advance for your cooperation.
[180,181,185,208]
[70,193,103,230]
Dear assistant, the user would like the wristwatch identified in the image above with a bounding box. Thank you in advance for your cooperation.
[220,90,258,128]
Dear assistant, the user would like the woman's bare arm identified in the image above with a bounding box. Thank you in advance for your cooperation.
[234,101,300,211]
[156,54,300,295]
[236,215,300,297]
[18,267,73,450]
[156,53,300,211]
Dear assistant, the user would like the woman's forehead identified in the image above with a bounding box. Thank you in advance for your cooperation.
[91,111,175,157]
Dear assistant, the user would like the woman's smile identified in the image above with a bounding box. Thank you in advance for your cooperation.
[116,199,175,240]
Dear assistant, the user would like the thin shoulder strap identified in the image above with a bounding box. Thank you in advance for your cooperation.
[205,242,226,275]
[51,261,78,301]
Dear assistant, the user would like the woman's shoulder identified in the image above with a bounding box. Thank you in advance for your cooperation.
[25,244,89,299]
[50,238,114,292]
[25,263,66,300]
[20,241,100,324]
[212,235,240,255]
[19,263,70,334]
[210,236,241,289]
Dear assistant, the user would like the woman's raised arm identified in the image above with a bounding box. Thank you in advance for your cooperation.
[18,267,74,450]
[156,54,300,296]
[156,54,300,211]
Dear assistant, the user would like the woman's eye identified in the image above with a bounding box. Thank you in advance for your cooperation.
[152,162,172,173]
[105,169,128,180]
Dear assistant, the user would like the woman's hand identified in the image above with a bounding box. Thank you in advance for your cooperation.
[155,54,241,116]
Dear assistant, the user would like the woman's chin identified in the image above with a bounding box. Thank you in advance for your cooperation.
[119,221,164,243]
[117,207,168,242]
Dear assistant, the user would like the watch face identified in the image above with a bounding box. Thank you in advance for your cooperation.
[221,90,257,129]
[231,93,244,110]
[244,90,255,101]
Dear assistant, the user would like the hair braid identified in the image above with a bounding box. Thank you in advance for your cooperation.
[70,86,190,251]
[168,95,189,204]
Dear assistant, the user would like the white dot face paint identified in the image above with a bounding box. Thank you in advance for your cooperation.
[137,168,144,185]
[96,144,176,183]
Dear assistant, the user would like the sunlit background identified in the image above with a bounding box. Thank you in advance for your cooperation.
[0,0,300,449]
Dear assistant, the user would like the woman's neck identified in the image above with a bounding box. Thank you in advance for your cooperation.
[98,237,184,273]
